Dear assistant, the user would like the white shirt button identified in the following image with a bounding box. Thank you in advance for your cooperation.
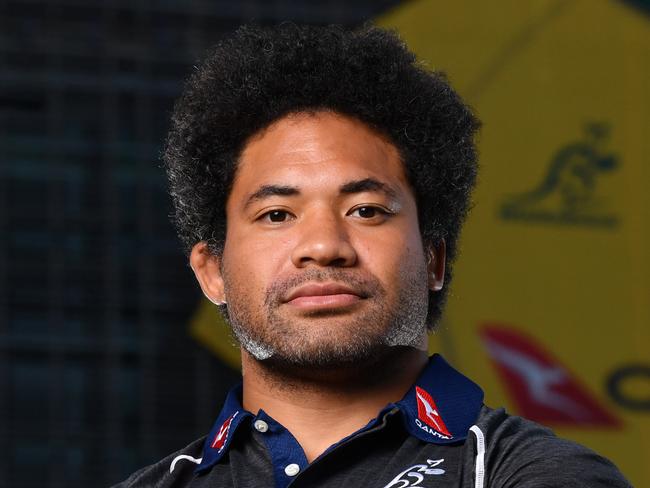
[284,463,300,477]
[253,420,269,433]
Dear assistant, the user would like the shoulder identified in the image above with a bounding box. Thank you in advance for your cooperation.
[470,406,632,488]
[111,436,206,488]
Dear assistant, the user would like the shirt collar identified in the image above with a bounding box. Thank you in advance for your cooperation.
[196,383,252,473]
[196,354,483,473]
[391,353,484,444]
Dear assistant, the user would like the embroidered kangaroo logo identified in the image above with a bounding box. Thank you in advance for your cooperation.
[416,390,446,434]
[415,386,452,438]
[383,459,446,488]
[500,122,618,227]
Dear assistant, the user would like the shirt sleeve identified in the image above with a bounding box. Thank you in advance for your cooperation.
[477,408,632,488]
[109,437,206,487]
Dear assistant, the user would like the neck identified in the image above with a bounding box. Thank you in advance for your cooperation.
[241,347,428,462]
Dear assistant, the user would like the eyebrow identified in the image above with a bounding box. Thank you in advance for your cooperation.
[339,178,399,200]
[243,177,399,209]
[244,184,300,209]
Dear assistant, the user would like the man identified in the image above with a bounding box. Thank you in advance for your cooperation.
[115,23,630,487]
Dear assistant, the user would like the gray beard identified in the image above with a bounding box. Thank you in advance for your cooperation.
[224,266,429,369]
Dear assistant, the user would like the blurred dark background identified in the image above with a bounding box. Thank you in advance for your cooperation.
[0,1,402,486]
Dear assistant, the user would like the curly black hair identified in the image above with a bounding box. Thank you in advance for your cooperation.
[163,22,480,328]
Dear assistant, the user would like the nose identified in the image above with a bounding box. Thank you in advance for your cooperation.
[290,211,357,268]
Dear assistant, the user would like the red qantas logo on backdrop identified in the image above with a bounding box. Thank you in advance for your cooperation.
[480,324,620,427]
[211,411,239,451]
[415,386,452,437]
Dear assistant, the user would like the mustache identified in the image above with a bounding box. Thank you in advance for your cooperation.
[264,268,386,307]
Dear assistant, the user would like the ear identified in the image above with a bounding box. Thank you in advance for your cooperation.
[426,239,446,292]
[190,241,226,305]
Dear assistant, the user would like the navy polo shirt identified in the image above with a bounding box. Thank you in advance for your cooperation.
[195,354,483,487]
[114,353,633,487]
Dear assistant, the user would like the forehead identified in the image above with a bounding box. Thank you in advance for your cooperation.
[231,111,410,197]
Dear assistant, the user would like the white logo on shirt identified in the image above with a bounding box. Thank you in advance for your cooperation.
[382,458,445,487]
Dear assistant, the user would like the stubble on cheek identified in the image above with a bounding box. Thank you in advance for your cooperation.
[220,252,430,367]
[221,268,276,361]
[222,266,385,364]
[384,262,429,348]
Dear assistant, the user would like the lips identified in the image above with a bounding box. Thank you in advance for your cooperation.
[283,282,367,309]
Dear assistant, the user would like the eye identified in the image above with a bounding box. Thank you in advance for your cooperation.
[259,209,293,223]
[347,205,391,220]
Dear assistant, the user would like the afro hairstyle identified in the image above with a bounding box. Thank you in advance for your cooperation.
[163,22,480,329]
